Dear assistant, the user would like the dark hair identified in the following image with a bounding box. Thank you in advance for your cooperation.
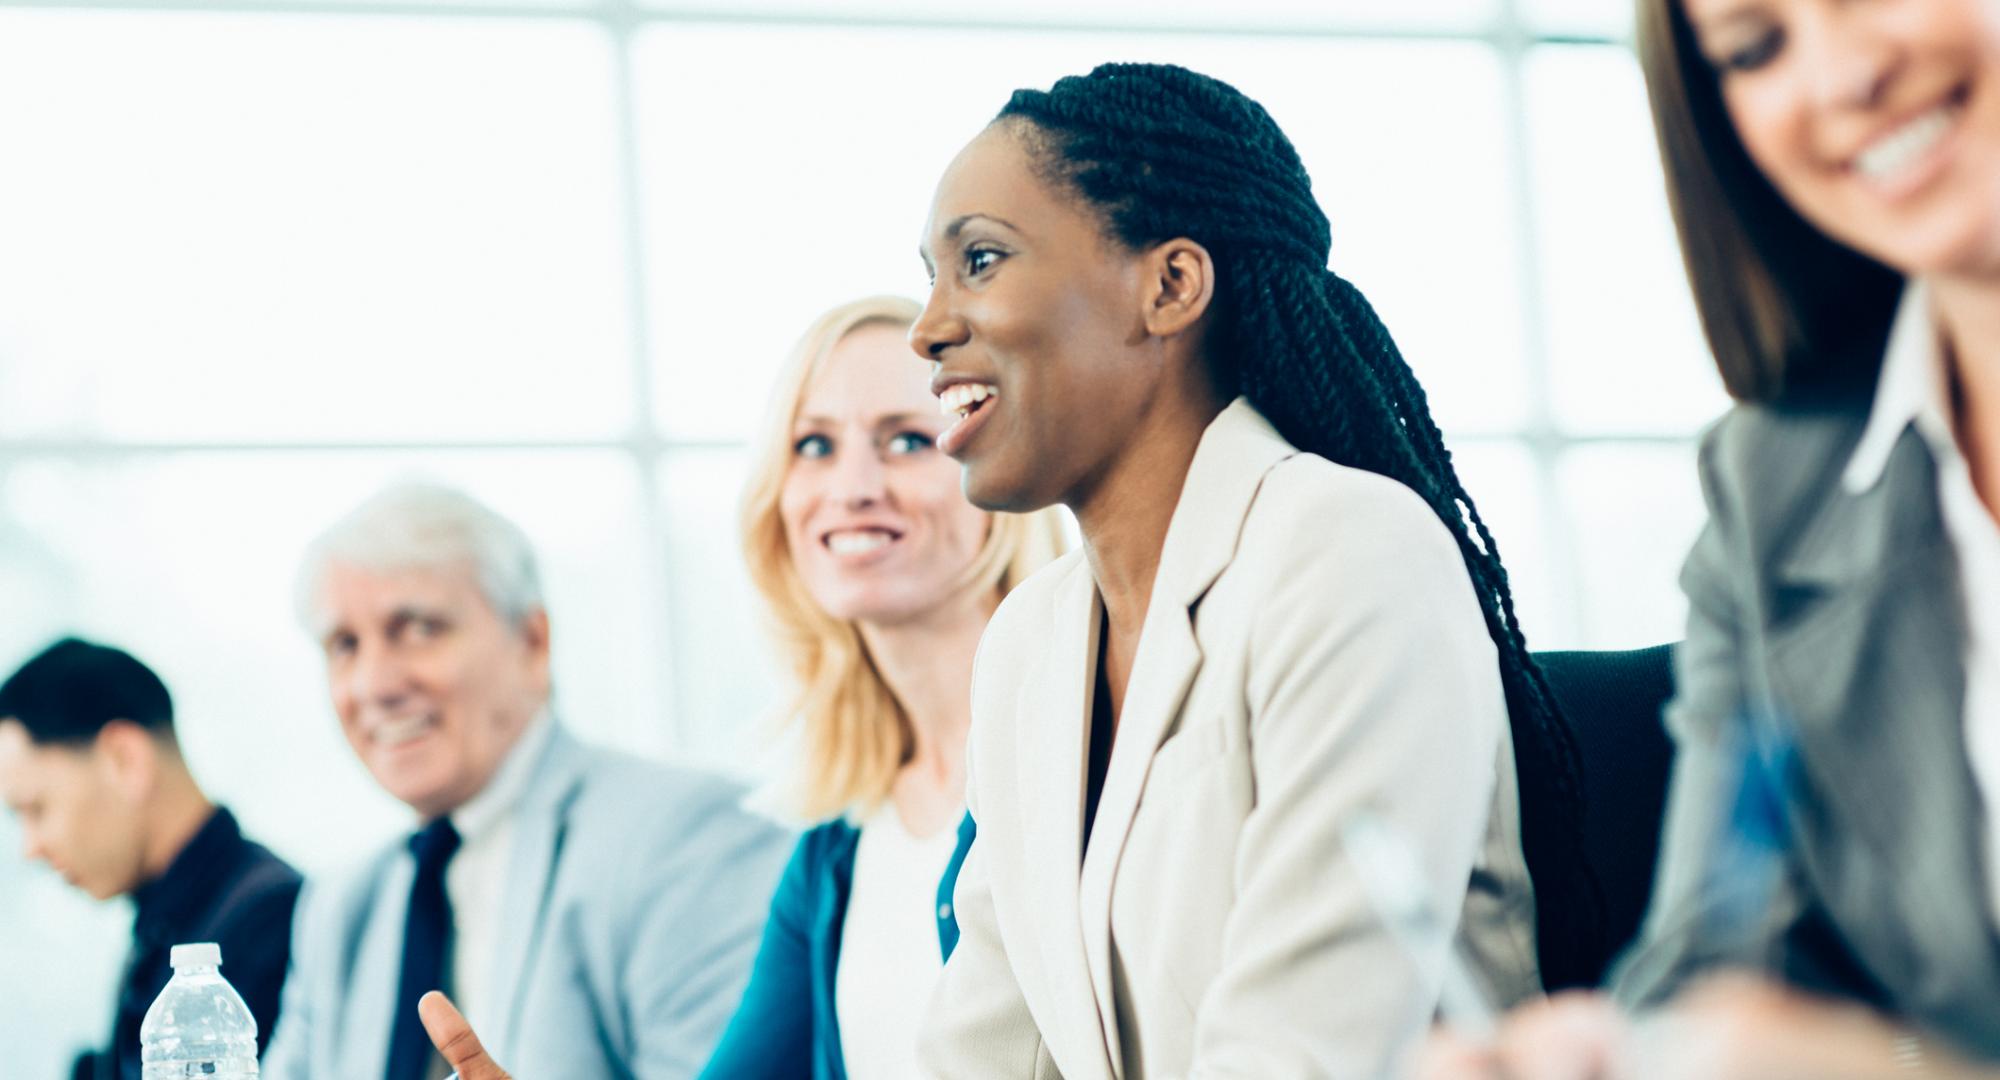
[1636,0,1901,403]
[998,62,1603,987]
[0,637,176,748]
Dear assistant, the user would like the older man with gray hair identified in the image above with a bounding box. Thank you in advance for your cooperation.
[263,482,790,1080]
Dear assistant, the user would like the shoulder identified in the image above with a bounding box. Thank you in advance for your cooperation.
[213,834,304,923]
[975,548,1089,677]
[772,818,859,898]
[987,548,1087,637]
[568,747,787,852]
[286,839,402,953]
[1235,451,1468,601]
[788,817,860,875]
[1693,393,1872,550]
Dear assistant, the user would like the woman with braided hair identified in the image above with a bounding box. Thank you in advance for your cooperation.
[406,61,1594,1080]
[910,63,1595,1078]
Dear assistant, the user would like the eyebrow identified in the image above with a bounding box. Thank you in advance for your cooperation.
[795,411,937,431]
[1684,0,1764,31]
[919,213,1023,266]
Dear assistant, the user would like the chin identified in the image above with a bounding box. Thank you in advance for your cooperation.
[377,765,457,816]
[1894,219,2000,277]
[962,465,1053,515]
[826,594,930,626]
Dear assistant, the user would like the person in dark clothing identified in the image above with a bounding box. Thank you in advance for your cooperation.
[0,637,302,1079]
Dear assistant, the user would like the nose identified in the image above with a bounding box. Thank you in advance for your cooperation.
[1804,8,1899,112]
[910,282,969,361]
[345,638,411,711]
[829,441,889,511]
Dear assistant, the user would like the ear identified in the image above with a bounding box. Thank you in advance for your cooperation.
[518,609,553,689]
[1139,237,1216,339]
[93,720,161,801]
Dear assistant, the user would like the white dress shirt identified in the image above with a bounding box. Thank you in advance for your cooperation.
[441,711,554,1032]
[1843,281,2000,920]
[835,801,961,1080]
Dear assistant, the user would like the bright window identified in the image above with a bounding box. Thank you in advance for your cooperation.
[0,5,1721,1069]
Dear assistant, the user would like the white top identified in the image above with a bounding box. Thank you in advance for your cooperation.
[1843,282,2000,921]
[439,710,553,1031]
[835,802,962,1080]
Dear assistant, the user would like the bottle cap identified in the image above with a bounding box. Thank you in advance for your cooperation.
[170,942,222,970]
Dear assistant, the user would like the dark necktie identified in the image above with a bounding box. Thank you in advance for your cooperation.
[386,816,461,1080]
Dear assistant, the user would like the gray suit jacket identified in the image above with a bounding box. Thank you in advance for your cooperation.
[1617,387,2000,1059]
[263,724,793,1080]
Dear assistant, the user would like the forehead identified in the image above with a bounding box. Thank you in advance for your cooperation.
[924,124,1097,247]
[0,720,83,795]
[319,560,483,624]
[1681,0,1772,23]
[799,324,933,423]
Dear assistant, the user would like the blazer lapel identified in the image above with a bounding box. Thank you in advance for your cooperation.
[1018,558,1120,1080]
[347,854,416,1079]
[487,726,589,1062]
[1764,428,1997,1014]
[1076,399,1296,1071]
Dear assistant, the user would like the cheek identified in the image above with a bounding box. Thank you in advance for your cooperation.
[1726,86,1807,193]
[329,671,359,723]
[778,473,819,552]
[911,473,991,561]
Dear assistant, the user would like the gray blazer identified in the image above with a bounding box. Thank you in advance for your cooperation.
[263,723,793,1079]
[1617,387,2000,1059]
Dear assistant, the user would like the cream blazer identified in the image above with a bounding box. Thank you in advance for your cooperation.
[918,399,1540,1079]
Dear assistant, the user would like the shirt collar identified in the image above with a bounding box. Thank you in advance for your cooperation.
[131,806,241,944]
[1844,281,1957,494]
[445,709,554,844]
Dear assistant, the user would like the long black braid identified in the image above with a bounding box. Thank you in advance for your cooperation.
[999,62,1604,989]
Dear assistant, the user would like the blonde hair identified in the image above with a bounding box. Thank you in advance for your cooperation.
[741,295,1066,818]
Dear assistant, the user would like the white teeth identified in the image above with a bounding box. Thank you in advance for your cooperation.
[372,715,433,748]
[937,383,997,419]
[826,530,895,556]
[1855,104,1958,181]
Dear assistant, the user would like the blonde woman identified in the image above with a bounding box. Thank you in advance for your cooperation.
[698,295,1064,1079]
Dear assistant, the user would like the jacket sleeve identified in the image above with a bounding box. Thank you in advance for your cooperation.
[615,793,795,1079]
[257,876,322,1080]
[695,830,821,1080]
[1175,468,1521,1079]
[219,863,305,1059]
[1609,421,1818,1007]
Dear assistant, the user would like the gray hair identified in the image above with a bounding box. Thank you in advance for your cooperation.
[295,482,546,635]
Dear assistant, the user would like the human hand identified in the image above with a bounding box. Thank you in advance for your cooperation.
[1407,991,1627,1080]
[1624,974,1959,1080]
[1410,975,1985,1080]
[419,991,514,1080]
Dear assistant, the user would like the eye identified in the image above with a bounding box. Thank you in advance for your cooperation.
[1715,26,1782,74]
[963,246,1004,277]
[325,632,358,660]
[887,431,934,455]
[794,433,832,460]
[411,617,449,641]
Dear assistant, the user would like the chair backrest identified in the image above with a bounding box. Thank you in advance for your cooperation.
[1532,645,1678,988]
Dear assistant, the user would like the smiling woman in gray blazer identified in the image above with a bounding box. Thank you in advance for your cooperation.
[902,63,1601,1080]
[1416,0,2000,1076]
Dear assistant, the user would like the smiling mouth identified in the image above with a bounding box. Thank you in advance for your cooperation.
[370,715,437,749]
[938,382,996,420]
[937,382,998,458]
[1849,86,1970,186]
[823,527,902,557]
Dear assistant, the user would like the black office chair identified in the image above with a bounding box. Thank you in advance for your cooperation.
[1533,645,1678,988]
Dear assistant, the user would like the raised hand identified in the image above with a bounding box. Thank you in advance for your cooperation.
[418,991,515,1080]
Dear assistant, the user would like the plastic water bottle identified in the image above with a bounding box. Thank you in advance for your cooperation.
[139,942,260,1079]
